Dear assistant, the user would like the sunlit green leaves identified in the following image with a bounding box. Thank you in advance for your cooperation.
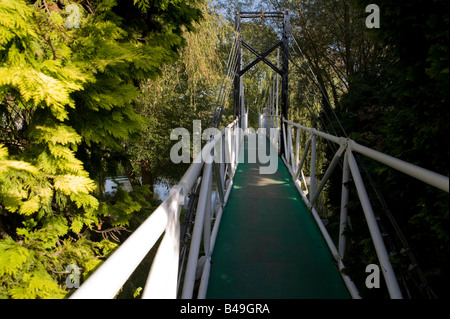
[0,0,204,299]
[0,0,37,48]
[0,145,38,175]
[0,237,29,277]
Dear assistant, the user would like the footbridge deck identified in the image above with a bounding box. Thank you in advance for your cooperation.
[206,136,350,298]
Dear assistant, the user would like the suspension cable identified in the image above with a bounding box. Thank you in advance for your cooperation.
[291,35,348,138]
[210,33,241,128]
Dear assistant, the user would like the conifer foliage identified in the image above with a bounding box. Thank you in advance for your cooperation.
[0,0,202,298]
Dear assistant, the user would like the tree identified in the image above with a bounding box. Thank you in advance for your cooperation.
[127,1,231,194]
[352,0,449,298]
[0,0,203,298]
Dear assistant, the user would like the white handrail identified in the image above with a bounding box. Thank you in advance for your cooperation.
[349,140,448,192]
[70,119,241,299]
[282,118,448,193]
[280,117,449,299]
[69,189,181,299]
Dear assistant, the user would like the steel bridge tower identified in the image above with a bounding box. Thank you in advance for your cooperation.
[233,11,290,157]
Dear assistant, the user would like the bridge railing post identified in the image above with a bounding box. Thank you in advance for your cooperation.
[287,123,295,171]
[295,128,300,177]
[339,150,350,259]
[281,120,288,163]
[309,133,316,203]
[346,148,403,299]
[309,139,347,209]
[180,162,213,299]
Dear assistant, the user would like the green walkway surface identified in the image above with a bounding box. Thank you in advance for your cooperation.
[206,134,350,299]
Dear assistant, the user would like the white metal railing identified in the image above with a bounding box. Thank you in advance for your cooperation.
[279,117,449,299]
[70,118,242,299]
[71,113,448,299]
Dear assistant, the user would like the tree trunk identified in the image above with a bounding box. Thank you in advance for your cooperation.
[140,159,154,199]
[121,157,141,190]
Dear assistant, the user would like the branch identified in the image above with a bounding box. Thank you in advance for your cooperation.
[40,0,71,41]
[93,226,130,242]
[84,0,96,15]
[44,35,63,60]
[52,267,84,274]
[41,0,51,16]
